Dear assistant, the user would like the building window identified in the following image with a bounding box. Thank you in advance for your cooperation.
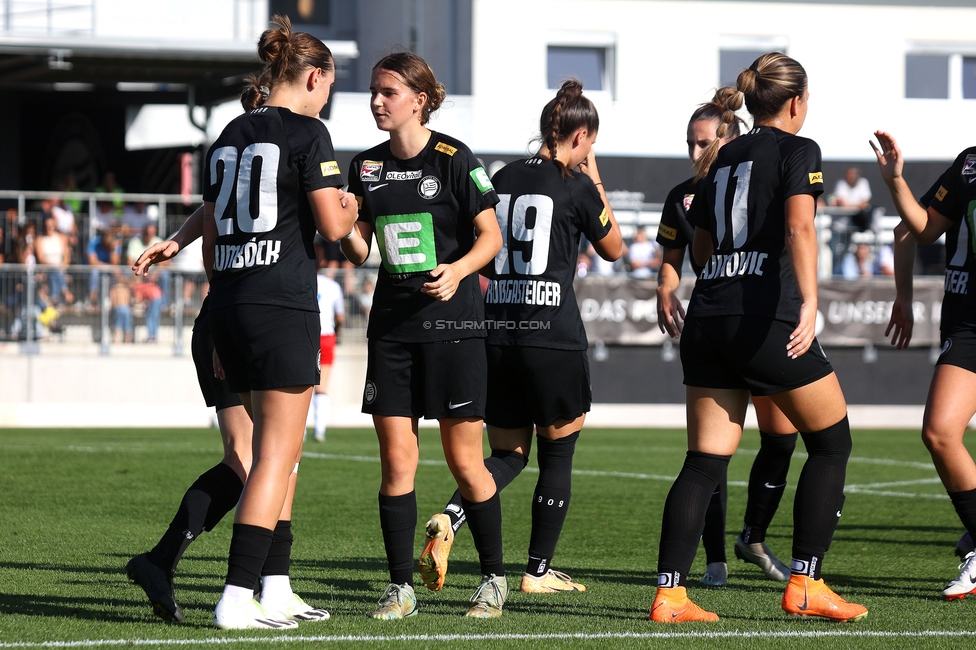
[548,46,606,91]
[546,31,615,98]
[905,46,976,100]
[719,49,767,87]
[963,57,976,99]
[906,54,949,99]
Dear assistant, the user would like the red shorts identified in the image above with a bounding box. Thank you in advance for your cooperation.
[319,334,336,365]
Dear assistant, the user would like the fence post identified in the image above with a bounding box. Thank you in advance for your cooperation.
[173,273,185,356]
[19,261,39,355]
[100,273,111,355]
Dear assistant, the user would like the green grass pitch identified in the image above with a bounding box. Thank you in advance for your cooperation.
[2,426,976,649]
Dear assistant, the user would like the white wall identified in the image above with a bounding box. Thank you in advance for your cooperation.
[469,0,976,161]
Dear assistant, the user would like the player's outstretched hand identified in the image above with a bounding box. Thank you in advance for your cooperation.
[132,240,181,276]
[884,295,914,350]
[871,131,904,187]
[421,264,460,302]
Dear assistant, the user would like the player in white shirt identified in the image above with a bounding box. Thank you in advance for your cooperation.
[314,260,344,442]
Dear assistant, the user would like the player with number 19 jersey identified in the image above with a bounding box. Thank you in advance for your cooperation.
[347,131,498,342]
[486,157,610,349]
[687,126,824,322]
[204,106,344,312]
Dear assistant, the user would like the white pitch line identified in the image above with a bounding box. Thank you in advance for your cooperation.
[3,630,976,648]
[848,478,944,489]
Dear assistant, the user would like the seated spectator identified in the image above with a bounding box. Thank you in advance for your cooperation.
[14,221,36,264]
[110,275,133,343]
[34,215,74,305]
[122,202,150,235]
[358,276,375,322]
[87,228,122,305]
[628,228,661,278]
[42,197,78,255]
[126,222,163,266]
[875,242,895,277]
[831,166,873,231]
[840,242,874,280]
[132,278,163,343]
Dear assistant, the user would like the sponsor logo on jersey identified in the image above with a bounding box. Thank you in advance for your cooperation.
[375,212,437,274]
[963,154,976,176]
[360,160,383,182]
[683,193,695,211]
[320,160,340,177]
[658,224,677,241]
[212,238,282,272]
[598,207,609,227]
[435,142,458,156]
[418,175,441,199]
[385,170,423,181]
[484,279,561,307]
[470,167,494,194]
[808,172,823,185]
[698,250,769,280]
[936,186,948,201]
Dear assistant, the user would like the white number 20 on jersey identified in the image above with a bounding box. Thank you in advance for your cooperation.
[493,193,554,275]
[210,143,281,236]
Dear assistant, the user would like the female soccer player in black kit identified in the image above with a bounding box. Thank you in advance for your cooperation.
[202,16,357,630]
[339,53,506,619]
[657,90,796,587]
[873,131,976,600]
[650,53,867,623]
[417,79,622,595]
[126,207,253,623]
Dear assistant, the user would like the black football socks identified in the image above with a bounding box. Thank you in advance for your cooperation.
[658,451,731,588]
[378,491,417,586]
[741,431,798,544]
[462,492,505,577]
[148,462,244,575]
[701,471,728,565]
[442,449,527,532]
[791,417,852,580]
[527,432,579,576]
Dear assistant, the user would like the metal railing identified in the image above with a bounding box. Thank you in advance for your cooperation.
[0,264,376,355]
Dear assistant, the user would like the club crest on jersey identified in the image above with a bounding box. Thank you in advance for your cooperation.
[364,380,377,404]
[418,175,441,199]
[360,160,384,182]
[683,193,695,211]
[963,155,976,176]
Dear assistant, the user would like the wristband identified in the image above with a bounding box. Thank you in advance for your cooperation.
[343,228,356,239]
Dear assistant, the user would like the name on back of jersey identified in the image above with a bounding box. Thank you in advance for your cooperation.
[946,269,969,295]
[213,238,281,272]
[698,251,768,280]
[485,278,561,306]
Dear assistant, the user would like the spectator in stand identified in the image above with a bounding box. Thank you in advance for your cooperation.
[110,274,133,343]
[586,241,618,276]
[840,242,873,279]
[358,276,374,321]
[87,227,122,305]
[312,251,345,442]
[42,197,78,257]
[96,171,126,219]
[628,227,661,278]
[832,167,873,231]
[127,222,170,310]
[34,215,74,305]
[15,221,36,264]
[132,277,164,343]
[875,242,895,276]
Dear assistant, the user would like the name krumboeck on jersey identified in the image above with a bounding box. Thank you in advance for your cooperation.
[212,238,282,272]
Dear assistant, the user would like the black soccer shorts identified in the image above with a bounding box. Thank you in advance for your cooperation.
[191,310,243,410]
[680,315,833,395]
[937,322,976,374]
[485,344,591,428]
[363,337,486,419]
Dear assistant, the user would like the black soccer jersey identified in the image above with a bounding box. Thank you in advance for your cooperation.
[203,106,343,312]
[657,177,703,276]
[686,126,824,321]
[928,146,976,328]
[484,157,610,350]
[348,131,499,342]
